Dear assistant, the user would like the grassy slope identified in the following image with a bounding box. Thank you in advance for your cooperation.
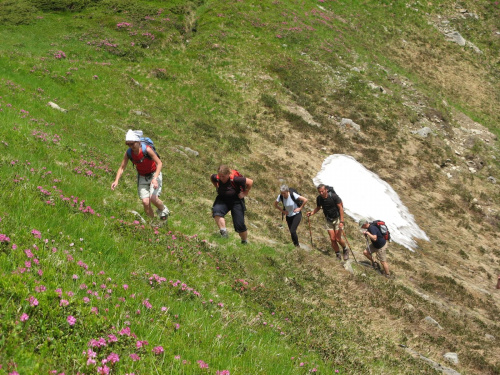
[0,0,499,374]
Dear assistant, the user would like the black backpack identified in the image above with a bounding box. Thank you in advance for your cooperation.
[325,185,336,197]
[372,220,391,241]
[279,188,306,207]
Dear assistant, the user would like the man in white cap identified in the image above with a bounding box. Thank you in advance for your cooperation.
[111,130,169,221]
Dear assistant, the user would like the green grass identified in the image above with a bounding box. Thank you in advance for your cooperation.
[1,0,499,374]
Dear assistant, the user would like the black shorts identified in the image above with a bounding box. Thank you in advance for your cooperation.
[212,196,247,233]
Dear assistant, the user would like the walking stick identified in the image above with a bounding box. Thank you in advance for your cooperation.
[307,214,313,247]
[341,227,358,263]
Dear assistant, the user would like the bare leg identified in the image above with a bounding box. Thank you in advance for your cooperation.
[150,195,165,211]
[141,197,155,218]
[334,229,346,248]
[328,230,340,252]
[214,216,226,230]
[363,248,374,263]
[380,261,390,276]
[238,231,248,241]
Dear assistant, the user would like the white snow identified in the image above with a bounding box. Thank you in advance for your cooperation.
[313,154,429,251]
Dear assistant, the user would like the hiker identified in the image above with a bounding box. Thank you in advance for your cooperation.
[359,218,390,277]
[111,130,169,221]
[497,275,500,289]
[306,184,350,260]
[274,185,308,247]
[210,165,253,244]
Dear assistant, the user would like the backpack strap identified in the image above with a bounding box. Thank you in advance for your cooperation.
[127,143,151,165]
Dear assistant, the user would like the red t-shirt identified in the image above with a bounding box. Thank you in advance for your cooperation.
[130,146,157,176]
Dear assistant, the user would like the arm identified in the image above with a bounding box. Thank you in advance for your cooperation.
[210,174,218,189]
[364,230,377,242]
[111,153,129,190]
[338,202,345,229]
[274,200,287,215]
[293,195,308,213]
[147,148,163,189]
[238,178,253,199]
[307,205,321,217]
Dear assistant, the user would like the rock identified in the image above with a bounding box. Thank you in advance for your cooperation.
[468,167,476,173]
[350,67,362,72]
[343,259,354,274]
[404,347,462,375]
[368,82,386,93]
[444,352,459,365]
[485,334,495,341]
[423,316,443,330]
[177,145,199,157]
[487,176,496,184]
[445,31,466,46]
[128,210,146,224]
[404,303,415,312]
[413,127,432,137]
[340,118,361,131]
[132,110,149,117]
[467,41,483,54]
[48,101,68,113]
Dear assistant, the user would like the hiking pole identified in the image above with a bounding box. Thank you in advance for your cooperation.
[341,228,358,263]
[307,214,314,247]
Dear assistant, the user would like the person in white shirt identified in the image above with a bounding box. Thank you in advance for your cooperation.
[274,185,308,247]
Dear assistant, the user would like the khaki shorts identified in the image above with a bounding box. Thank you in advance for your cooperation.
[368,242,387,262]
[137,172,162,200]
[325,217,341,231]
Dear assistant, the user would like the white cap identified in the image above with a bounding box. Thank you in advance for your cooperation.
[125,129,143,142]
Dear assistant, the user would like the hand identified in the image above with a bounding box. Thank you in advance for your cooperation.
[111,182,118,190]
[238,192,246,199]
[363,231,368,237]
[306,211,312,217]
[293,208,301,213]
[151,179,159,189]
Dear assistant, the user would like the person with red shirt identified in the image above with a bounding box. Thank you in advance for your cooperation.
[111,130,169,221]
[210,165,253,244]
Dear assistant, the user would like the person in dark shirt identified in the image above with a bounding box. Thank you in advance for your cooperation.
[307,184,349,260]
[359,218,390,277]
[210,165,253,244]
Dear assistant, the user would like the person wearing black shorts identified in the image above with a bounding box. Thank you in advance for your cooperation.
[210,165,253,244]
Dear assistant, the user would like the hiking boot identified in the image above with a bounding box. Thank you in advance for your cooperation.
[157,206,170,221]
[241,240,248,245]
[343,247,349,261]
[220,229,228,238]
[335,252,342,261]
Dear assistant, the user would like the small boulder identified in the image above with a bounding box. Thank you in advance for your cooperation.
[48,101,68,113]
[445,31,466,46]
[443,352,459,365]
[340,118,361,132]
[423,316,443,330]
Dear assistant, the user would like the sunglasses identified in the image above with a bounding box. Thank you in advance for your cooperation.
[125,142,136,146]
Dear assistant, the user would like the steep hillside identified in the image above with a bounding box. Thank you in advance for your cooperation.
[0,1,499,374]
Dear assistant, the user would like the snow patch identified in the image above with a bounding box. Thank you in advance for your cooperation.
[313,154,429,251]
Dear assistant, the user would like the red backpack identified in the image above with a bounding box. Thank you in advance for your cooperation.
[215,169,244,192]
[372,220,391,241]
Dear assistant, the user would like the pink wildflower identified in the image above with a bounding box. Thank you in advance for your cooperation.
[129,353,140,361]
[67,315,76,326]
[20,313,29,322]
[152,346,164,355]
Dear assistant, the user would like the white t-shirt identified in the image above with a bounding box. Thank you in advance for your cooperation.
[276,192,302,217]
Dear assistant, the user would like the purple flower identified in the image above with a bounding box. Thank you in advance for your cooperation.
[20,313,29,322]
[67,315,76,325]
[152,346,164,355]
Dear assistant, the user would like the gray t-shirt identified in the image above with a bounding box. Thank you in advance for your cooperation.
[276,192,301,217]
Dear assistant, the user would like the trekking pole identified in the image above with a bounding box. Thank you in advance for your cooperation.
[341,227,358,263]
[307,214,313,247]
